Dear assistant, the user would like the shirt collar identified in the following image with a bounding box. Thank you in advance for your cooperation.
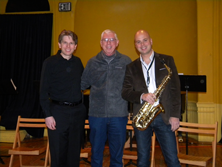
[140,50,154,67]
[57,50,74,61]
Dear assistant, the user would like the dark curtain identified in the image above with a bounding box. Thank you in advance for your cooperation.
[0,14,52,137]
[6,0,50,12]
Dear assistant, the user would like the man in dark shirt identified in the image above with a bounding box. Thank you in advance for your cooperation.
[40,30,86,167]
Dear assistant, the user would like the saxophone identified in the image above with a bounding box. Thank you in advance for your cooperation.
[133,59,172,131]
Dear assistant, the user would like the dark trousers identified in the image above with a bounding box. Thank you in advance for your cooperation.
[48,103,86,167]
[134,114,180,167]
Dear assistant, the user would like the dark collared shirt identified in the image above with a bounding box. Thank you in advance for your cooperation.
[40,50,84,117]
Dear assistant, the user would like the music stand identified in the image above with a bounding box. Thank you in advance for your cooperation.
[179,75,206,122]
[0,79,18,164]
[0,79,18,95]
[179,75,206,167]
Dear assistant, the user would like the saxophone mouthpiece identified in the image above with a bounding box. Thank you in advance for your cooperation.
[157,56,165,64]
[160,58,165,64]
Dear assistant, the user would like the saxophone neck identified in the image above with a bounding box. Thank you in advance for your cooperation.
[164,63,172,76]
[154,64,172,98]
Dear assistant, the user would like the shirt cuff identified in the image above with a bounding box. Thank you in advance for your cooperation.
[140,93,144,104]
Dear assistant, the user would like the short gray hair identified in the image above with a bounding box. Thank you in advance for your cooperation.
[101,29,118,40]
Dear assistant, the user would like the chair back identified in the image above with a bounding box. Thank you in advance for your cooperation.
[8,115,50,167]
[176,121,218,167]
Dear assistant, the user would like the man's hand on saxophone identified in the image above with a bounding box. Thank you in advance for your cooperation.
[141,93,156,105]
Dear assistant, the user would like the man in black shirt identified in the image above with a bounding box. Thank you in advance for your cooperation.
[40,30,86,167]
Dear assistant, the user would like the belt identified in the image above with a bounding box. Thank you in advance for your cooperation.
[51,99,82,107]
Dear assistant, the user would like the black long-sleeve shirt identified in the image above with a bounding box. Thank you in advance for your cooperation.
[40,50,84,117]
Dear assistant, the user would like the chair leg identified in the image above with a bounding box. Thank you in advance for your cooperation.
[151,133,156,167]
[44,143,50,167]
[49,150,51,166]
[19,154,23,167]
[8,155,14,167]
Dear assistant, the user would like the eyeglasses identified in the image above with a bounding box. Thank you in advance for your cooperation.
[101,38,116,42]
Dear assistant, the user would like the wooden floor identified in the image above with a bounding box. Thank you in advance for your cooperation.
[1,136,222,167]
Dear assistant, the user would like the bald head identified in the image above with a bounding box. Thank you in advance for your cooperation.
[134,30,153,57]
[134,30,150,41]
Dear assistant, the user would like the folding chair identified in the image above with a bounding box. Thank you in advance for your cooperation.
[8,115,50,167]
[176,121,218,167]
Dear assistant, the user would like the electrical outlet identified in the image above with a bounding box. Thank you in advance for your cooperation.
[59,2,71,12]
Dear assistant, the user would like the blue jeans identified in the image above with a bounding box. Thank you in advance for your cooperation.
[88,116,128,167]
[134,114,180,167]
